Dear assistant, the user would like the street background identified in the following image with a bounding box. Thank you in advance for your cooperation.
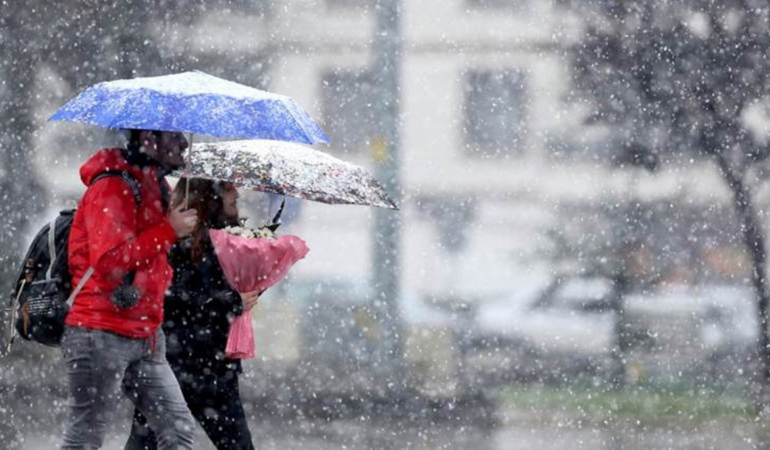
[4,1,770,449]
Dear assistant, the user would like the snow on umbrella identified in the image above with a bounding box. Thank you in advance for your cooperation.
[49,70,329,144]
[175,139,398,210]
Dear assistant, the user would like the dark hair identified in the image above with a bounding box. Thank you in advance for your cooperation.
[126,129,162,153]
[172,178,240,262]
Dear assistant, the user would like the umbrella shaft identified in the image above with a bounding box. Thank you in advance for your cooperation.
[185,133,194,209]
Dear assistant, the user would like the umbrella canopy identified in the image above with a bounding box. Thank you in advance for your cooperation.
[175,140,398,210]
[49,71,329,144]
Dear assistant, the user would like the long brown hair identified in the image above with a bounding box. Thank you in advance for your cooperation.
[172,177,240,262]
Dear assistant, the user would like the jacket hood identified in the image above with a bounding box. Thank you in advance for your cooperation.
[79,148,144,186]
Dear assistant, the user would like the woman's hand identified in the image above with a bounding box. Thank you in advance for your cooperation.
[168,202,198,238]
[240,290,261,311]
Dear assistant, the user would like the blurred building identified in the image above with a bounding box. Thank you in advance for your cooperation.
[16,0,764,397]
[161,1,760,391]
[32,0,752,301]
[180,0,604,298]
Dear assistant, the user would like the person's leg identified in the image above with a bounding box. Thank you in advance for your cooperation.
[123,330,195,450]
[192,374,254,450]
[61,328,141,450]
[123,408,158,450]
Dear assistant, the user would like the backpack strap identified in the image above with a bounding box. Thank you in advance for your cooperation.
[67,267,94,307]
[90,171,142,205]
[7,279,26,352]
[45,218,56,280]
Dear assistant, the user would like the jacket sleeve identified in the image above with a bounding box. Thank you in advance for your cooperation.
[200,247,243,316]
[165,241,196,303]
[201,248,244,317]
[166,243,243,317]
[83,177,177,282]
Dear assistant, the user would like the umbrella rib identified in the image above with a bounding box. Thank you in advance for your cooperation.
[282,99,319,145]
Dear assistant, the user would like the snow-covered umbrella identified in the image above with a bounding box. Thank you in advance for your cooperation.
[174,140,398,210]
[49,70,329,144]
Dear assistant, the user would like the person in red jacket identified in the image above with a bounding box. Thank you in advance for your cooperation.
[61,129,198,450]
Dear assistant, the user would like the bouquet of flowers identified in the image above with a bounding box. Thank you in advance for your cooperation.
[210,223,309,359]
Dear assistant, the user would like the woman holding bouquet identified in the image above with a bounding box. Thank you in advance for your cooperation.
[126,178,259,450]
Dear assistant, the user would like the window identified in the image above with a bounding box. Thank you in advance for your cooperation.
[464,70,528,157]
[326,0,376,11]
[321,70,376,155]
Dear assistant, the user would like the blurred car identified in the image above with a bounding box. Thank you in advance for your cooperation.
[471,276,756,383]
[624,284,756,380]
[471,275,620,382]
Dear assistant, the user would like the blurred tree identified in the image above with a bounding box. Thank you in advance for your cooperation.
[546,198,662,388]
[568,0,770,410]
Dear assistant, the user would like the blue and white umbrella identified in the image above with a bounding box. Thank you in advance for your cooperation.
[49,71,329,144]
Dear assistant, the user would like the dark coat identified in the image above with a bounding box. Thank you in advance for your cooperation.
[163,234,244,377]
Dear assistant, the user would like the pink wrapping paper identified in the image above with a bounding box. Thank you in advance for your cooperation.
[210,229,309,359]
[225,314,256,359]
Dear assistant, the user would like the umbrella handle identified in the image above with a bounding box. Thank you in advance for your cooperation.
[266,197,285,232]
[185,133,194,209]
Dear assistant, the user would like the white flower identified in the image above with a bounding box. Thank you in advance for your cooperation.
[222,225,274,240]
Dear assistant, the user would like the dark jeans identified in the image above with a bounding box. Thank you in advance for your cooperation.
[60,327,195,450]
[125,369,254,450]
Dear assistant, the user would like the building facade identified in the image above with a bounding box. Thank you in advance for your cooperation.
[35,0,749,303]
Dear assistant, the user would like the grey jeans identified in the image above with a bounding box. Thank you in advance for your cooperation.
[60,326,195,450]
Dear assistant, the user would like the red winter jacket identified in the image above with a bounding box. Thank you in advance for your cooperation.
[66,148,177,338]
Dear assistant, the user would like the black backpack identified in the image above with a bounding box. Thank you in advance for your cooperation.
[7,171,141,348]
